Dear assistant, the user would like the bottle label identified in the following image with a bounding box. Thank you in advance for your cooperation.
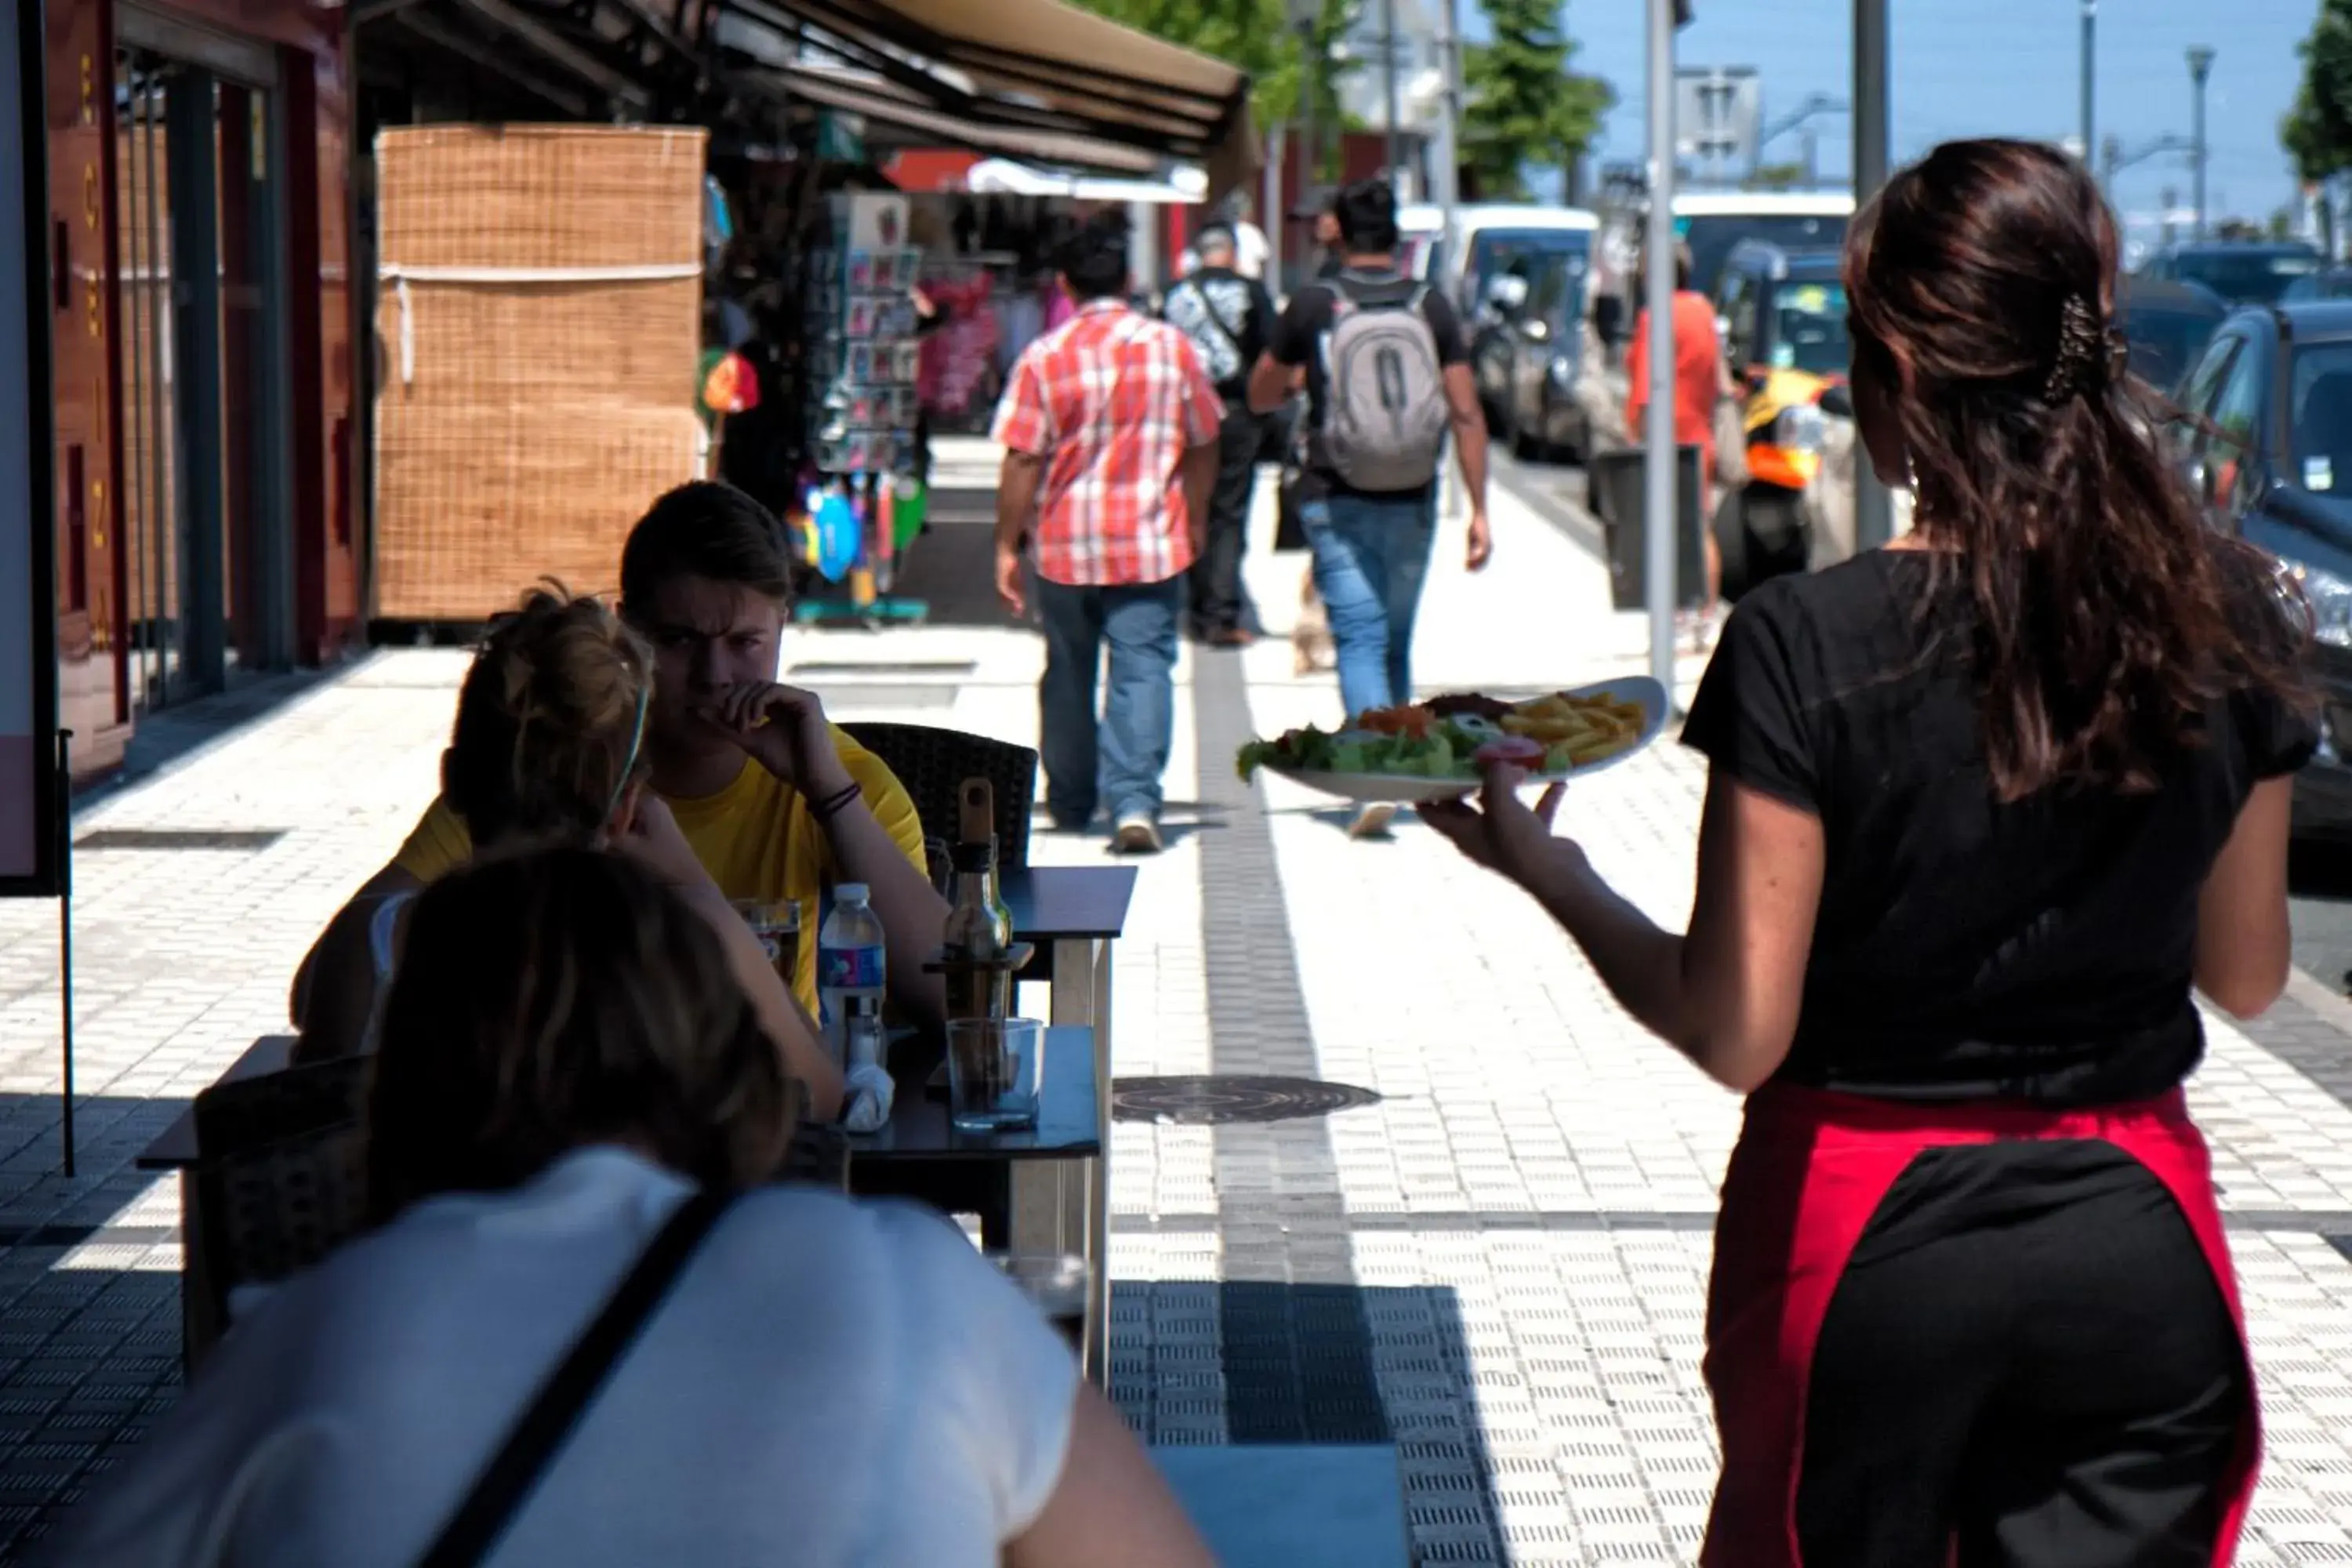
[818,944,886,991]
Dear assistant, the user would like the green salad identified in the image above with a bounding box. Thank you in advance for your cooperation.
[1236,723,1492,782]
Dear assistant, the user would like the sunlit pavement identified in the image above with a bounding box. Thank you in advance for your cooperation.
[0,443,2345,1562]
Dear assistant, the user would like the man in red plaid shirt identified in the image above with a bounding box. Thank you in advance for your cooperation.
[993,216,1224,855]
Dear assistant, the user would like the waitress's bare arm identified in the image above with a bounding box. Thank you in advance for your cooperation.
[1514,771,1826,1092]
[2194,775,2295,1018]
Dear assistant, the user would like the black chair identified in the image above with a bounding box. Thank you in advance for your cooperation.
[188,1057,372,1369]
[840,723,1040,883]
[183,1058,849,1370]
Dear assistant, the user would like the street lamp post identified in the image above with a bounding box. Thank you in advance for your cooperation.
[2103,132,2193,194]
[1644,0,1679,699]
[1382,0,1401,191]
[2187,45,2215,240]
[1286,0,1319,279]
[2080,1,2096,175]
[1853,0,1893,551]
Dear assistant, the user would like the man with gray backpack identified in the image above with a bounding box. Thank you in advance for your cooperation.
[1248,177,1493,837]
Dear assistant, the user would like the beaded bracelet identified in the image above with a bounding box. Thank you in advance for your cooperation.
[810,779,865,822]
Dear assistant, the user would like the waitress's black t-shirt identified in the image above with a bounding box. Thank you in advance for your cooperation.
[1680,550,2318,1106]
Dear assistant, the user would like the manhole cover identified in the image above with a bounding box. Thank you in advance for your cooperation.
[1112,1075,1382,1125]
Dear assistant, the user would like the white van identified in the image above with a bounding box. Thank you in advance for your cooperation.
[1672,191,1854,297]
[1398,202,1603,316]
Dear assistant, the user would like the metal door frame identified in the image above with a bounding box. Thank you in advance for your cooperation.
[114,16,296,701]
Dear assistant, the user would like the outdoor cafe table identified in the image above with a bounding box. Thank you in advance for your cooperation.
[139,1024,1105,1374]
[995,863,1135,1385]
[137,866,1135,1377]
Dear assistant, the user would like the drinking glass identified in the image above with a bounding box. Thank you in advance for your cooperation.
[946,1017,1043,1133]
[731,898,802,993]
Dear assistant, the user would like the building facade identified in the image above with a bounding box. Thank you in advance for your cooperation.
[49,0,358,779]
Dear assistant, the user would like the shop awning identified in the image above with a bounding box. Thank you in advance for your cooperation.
[715,0,1256,198]
[965,157,1207,205]
[729,65,1166,176]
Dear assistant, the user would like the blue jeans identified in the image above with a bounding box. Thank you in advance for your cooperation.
[1304,489,1439,719]
[1034,576,1181,827]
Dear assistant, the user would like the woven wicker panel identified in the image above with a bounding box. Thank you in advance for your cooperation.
[375,124,706,271]
[380,276,702,408]
[371,125,706,621]
[376,401,702,620]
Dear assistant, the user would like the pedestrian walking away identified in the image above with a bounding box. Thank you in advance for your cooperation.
[993,212,1224,857]
[1423,138,2314,1566]
[1623,238,1734,633]
[1163,223,1277,646]
[1249,176,1493,840]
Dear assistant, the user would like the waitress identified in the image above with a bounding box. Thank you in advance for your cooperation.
[1425,138,2311,1566]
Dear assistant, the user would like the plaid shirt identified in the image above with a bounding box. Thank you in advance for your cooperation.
[992,299,1225,587]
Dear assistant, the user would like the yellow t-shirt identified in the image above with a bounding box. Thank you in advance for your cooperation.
[390,728,927,1011]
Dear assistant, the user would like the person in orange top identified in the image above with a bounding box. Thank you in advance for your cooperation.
[1624,242,1733,609]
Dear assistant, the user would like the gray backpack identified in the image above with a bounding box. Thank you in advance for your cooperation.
[1319,283,1449,491]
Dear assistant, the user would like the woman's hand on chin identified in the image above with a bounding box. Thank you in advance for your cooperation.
[1418,765,1582,887]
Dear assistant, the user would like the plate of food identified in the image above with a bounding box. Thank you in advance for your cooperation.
[1235,677,1669,804]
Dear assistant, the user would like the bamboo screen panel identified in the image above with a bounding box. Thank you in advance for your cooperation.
[372,125,706,621]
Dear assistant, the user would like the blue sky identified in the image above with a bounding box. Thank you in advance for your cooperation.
[1475,1,2319,230]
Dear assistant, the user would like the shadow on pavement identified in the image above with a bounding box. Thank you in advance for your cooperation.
[1110,1279,1508,1565]
[0,1091,194,1565]
[2291,838,2352,901]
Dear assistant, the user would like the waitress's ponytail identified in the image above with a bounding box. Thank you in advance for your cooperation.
[1844,137,2307,799]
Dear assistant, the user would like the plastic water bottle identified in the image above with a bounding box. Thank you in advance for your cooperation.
[817,884,887,1073]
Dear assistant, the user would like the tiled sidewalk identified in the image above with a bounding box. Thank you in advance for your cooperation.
[0,462,2347,1563]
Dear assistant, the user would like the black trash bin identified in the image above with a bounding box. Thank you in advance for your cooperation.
[1588,445,1708,613]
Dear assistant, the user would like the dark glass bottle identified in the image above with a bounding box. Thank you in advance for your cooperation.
[942,835,1012,1022]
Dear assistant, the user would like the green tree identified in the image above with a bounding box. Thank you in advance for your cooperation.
[2284,0,2352,182]
[1461,0,1614,201]
[1745,161,1809,192]
[1070,0,1354,157]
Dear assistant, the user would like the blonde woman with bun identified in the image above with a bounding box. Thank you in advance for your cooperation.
[296,585,843,1120]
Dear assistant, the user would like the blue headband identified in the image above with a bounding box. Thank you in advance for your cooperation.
[606,681,652,826]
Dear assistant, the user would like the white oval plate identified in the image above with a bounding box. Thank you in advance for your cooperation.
[1261,676,1671,804]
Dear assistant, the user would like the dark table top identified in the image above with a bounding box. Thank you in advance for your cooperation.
[850,1024,1097,1163]
[136,1035,294,1171]
[1000,866,1137,943]
[137,1025,1098,1173]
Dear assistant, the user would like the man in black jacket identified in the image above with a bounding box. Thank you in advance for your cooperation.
[1163,224,1276,645]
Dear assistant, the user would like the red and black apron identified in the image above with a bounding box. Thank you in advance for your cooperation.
[1700,1083,2259,1567]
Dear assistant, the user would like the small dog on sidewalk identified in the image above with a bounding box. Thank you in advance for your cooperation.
[1291,565,1336,677]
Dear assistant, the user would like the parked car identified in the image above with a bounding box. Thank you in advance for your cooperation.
[1403,201,1600,318]
[2119,275,2228,393]
[2282,267,2352,303]
[1675,191,1854,299]
[2136,241,2322,306]
[1711,241,1853,598]
[1469,249,1592,462]
[2172,299,2352,834]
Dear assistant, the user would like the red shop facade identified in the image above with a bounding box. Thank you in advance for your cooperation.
[47,0,358,780]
